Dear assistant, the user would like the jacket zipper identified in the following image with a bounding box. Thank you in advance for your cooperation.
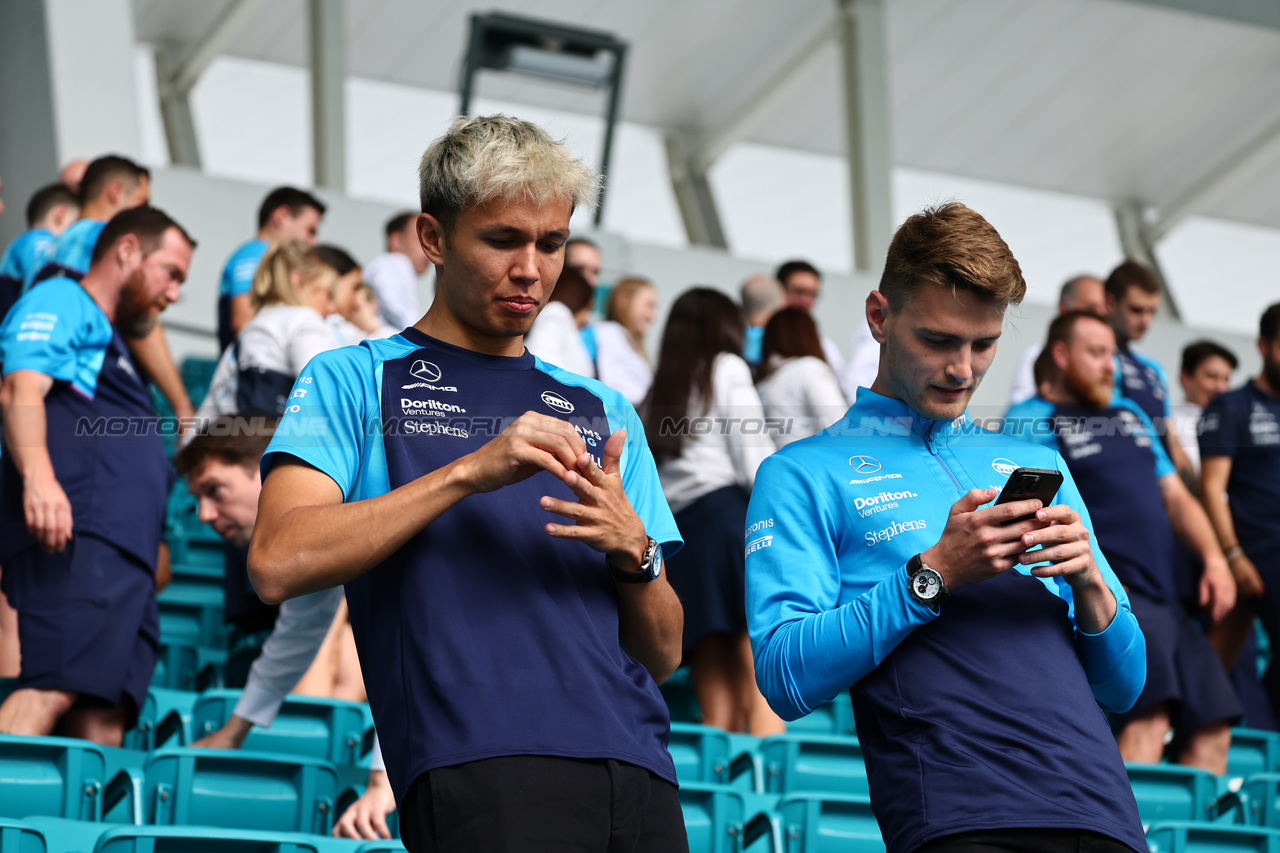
[925,421,962,492]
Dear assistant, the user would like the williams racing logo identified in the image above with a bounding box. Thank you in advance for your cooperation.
[848,455,903,485]
[402,360,458,392]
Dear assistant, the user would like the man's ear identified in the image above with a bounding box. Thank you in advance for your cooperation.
[1104,292,1117,317]
[1051,339,1070,373]
[115,233,142,271]
[418,213,445,266]
[866,291,890,344]
[103,178,123,208]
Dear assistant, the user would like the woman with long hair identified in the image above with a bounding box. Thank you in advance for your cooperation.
[596,276,657,404]
[755,307,848,446]
[643,287,783,735]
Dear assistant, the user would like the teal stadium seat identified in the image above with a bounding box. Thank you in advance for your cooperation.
[102,748,337,835]
[677,783,776,853]
[191,691,373,766]
[668,724,760,790]
[1146,821,1280,852]
[0,819,45,853]
[1126,763,1233,825]
[759,735,868,796]
[125,689,199,752]
[156,590,225,649]
[1232,730,1280,779]
[786,695,857,738]
[351,842,407,852]
[659,667,702,724]
[777,793,884,853]
[92,825,326,853]
[19,816,105,853]
[1238,774,1280,828]
[0,735,113,821]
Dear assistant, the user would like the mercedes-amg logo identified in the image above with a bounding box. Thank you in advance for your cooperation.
[410,360,442,382]
[849,455,882,474]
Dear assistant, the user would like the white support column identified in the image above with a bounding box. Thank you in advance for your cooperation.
[837,0,894,275]
[155,44,202,168]
[1114,201,1181,320]
[665,132,728,249]
[310,0,346,191]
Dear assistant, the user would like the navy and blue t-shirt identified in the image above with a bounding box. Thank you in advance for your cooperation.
[746,388,1146,853]
[1200,383,1280,557]
[1004,396,1178,605]
[261,328,683,802]
[33,218,105,284]
[0,228,57,315]
[0,278,171,567]
[217,239,268,350]
[1114,344,1171,426]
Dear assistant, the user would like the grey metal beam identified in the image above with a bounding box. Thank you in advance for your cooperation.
[169,0,270,94]
[691,25,838,173]
[1112,0,1280,31]
[1114,201,1181,320]
[837,0,893,274]
[665,132,728,249]
[155,44,202,168]
[310,0,346,191]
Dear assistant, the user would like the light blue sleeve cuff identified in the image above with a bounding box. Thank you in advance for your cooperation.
[1076,604,1146,713]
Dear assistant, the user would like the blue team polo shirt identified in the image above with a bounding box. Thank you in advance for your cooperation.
[32,218,106,284]
[746,388,1147,853]
[261,328,683,802]
[1200,383,1280,557]
[1114,343,1170,425]
[1003,396,1178,605]
[0,229,56,293]
[217,239,268,350]
[0,278,171,567]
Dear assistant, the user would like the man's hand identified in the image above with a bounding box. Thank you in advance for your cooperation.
[1229,552,1266,600]
[189,714,253,750]
[24,467,73,552]
[332,769,396,840]
[1199,555,1237,625]
[921,488,1048,590]
[539,430,647,566]
[453,412,588,494]
[1018,504,1100,587]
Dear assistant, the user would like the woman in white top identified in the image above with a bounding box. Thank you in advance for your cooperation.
[643,288,782,736]
[595,277,657,405]
[755,307,849,447]
[524,265,595,377]
[195,241,344,423]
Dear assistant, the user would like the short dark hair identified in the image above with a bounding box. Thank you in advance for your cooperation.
[1105,260,1159,301]
[313,244,359,276]
[880,203,1026,311]
[385,212,415,238]
[1262,302,1280,342]
[174,415,277,478]
[1044,310,1111,354]
[549,265,593,313]
[257,186,326,230]
[26,183,79,228]
[89,205,197,266]
[775,259,820,287]
[1181,340,1238,377]
[79,155,149,206]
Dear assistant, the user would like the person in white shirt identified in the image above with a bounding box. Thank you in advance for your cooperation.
[1007,274,1107,405]
[364,212,430,330]
[193,241,345,426]
[755,308,848,447]
[643,288,782,736]
[1171,340,1238,480]
[776,259,844,374]
[176,419,395,841]
[596,277,657,405]
[524,265,595,377]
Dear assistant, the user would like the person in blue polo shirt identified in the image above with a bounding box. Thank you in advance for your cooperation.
[248,115,687,852]
[35,155,150,284]
[1005,310,1238,773]
[747,203,1147,853]
[0,206,195,745]
[217,187,326,351]
[0,183,80,318]
[1201,302,1280,726]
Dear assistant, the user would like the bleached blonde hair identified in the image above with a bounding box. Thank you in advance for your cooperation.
[418,115,600,231]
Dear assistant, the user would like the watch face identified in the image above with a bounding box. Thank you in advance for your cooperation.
[913,570,940,600]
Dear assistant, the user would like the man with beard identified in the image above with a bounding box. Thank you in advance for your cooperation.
[1005,311,1238,772]
[1200,302,1280,726]
[0,206,195,745]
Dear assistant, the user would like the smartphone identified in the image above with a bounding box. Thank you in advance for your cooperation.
[994,467,1064,524]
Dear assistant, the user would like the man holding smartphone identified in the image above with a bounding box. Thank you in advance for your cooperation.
[747,203,1147,853]
[1005,311,1237,773]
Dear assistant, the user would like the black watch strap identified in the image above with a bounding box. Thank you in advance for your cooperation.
[609,537,661,584]
[907,553,949,610]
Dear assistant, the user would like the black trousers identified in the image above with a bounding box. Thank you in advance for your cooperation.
[401,755,689,853]
[918,828,1137,853]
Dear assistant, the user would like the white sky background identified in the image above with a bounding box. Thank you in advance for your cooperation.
[135,49,1276,336]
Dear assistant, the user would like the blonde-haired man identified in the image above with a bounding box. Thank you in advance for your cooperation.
[748,204,1148,853]
[248,116,687,851]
